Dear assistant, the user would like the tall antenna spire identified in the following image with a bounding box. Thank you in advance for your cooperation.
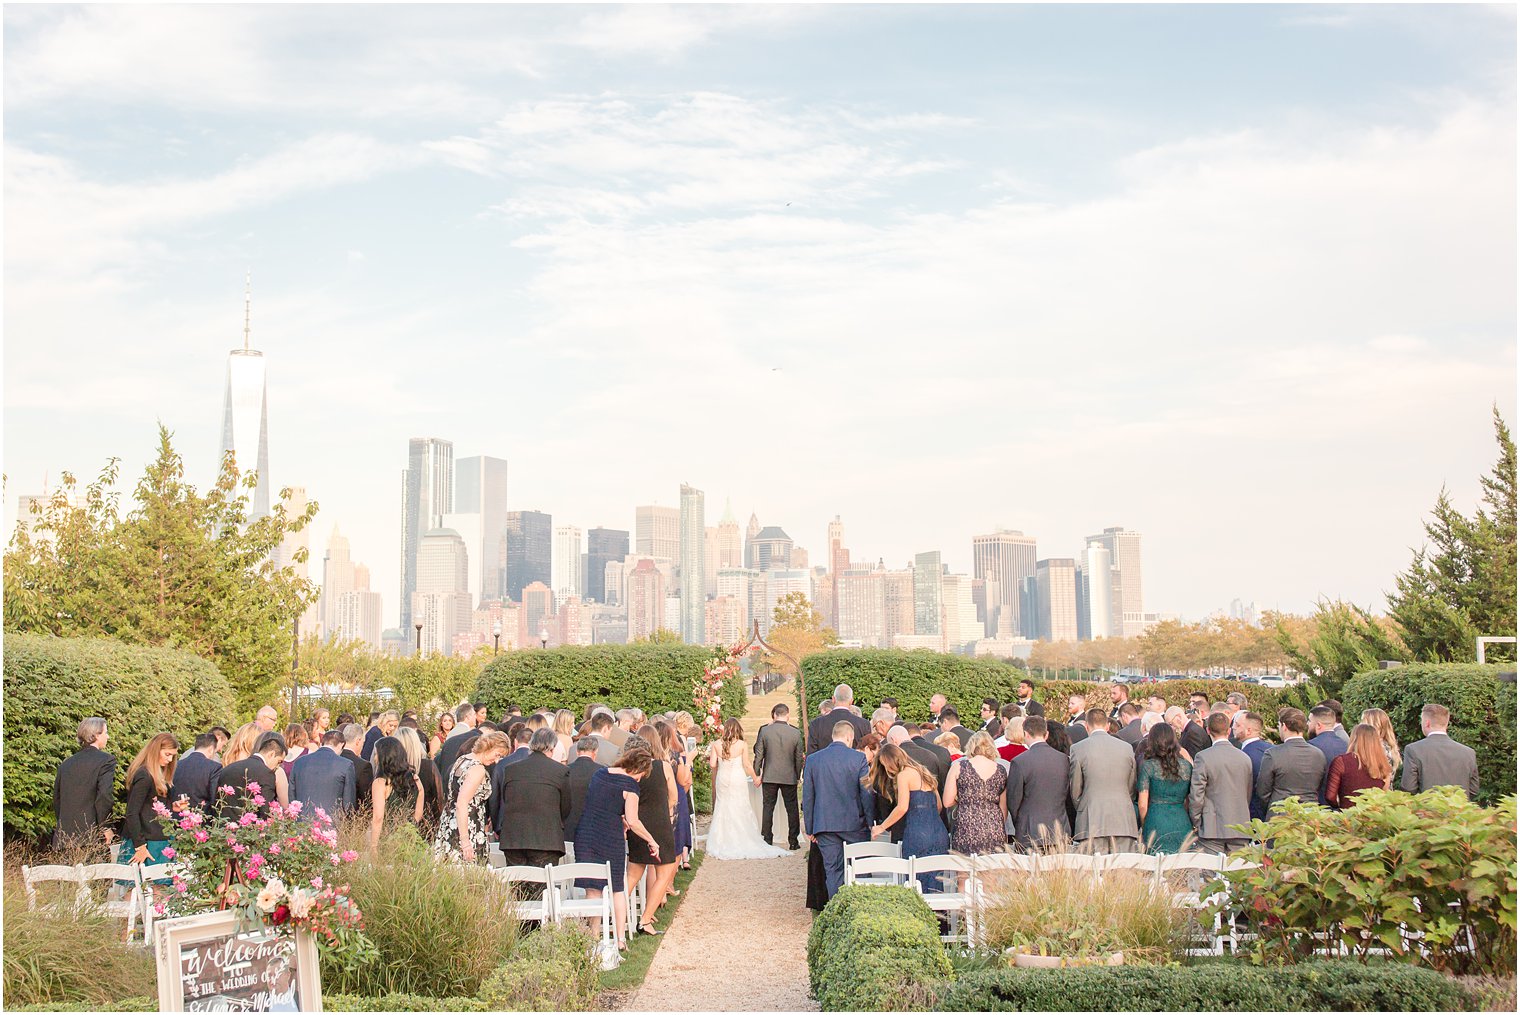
[242,270,252,351]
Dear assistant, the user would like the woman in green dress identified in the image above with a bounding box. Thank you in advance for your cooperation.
[1137,723,1194,854]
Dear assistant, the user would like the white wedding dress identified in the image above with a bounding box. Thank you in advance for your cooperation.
[705,742,791,860]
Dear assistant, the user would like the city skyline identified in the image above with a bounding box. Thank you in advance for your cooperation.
[4,5,1514,625]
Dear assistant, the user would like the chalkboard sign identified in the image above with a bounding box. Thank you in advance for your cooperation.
[155,912,322,1012]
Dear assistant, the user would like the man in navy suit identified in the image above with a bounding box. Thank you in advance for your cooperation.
[1234,711,1272,821]
[290,730,357,817]
[1307,706,1348,804]
[171,732,224,813]
[802,720,874,901]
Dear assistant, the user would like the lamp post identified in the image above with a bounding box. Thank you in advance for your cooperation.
[414,621,423,656]
[289,616,300,720]
[539,627,549,650]
[493,621,502,656]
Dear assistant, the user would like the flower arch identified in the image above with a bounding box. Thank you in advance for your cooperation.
[694,642,744,734]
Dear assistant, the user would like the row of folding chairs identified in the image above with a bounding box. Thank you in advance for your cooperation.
[20,861,177,941]
[489,862,616,950]
[487,840,647,938]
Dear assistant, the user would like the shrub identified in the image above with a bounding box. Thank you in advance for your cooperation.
[324,995,487,1012]
[977,864,1188,964]
[936,961,1471,1012]
[1,879,157,1009]
[808,885,953,1012]
[1037,678,1281,719]
[476,644,736,721]
[1213,790,1517,976]
[2,634,236,838]
[1341,662,1515,803]
[320,825,520,996]
[480,923,599,1011]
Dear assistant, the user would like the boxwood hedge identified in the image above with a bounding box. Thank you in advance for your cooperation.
[1341,662,1514,803]
[807,885,952,1012]
[475,644,740,724]
[3,634,236,838]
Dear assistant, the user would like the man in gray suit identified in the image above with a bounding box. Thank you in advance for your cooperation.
[1401,703,1480,799]
[1112,703,1144,746]
[1189,712,1253,853]
[1254,709,1326,814]
[1007,716,1070,848]
[754,702,805,849]
[588,712,622,767]
[289,730,357,817]
[1069,708,1140,853]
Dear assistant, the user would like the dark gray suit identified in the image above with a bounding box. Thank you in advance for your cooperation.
[1254,737,1327,813]
[1113,719,1144,746]
[52,746,116,847]
[1189,740,1253,851]
[1401,733,1479,799]
[754,720,804,846]
[1007,741,1070,847]
[493,752,570,863]
[289,746,356,817]
[1068,730,1139,852]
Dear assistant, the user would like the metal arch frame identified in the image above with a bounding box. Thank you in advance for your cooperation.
[731,620,808,722]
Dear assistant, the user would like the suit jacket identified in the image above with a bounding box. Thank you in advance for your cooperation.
[1309,731,1349,804]
[1189,741,1253,842]
[592,734,621,768]
[290,747,356,817]
[492,751,571,852]
[170,750,222,814]
[1180,721,1212,760]
[908,737,952,794]
[604,725,631,750]
[807,711,870,754]
[1113,720,1144,746]
[123,767,169,845]
[754,721,804,785]
[52,746,117,845]
[1240,739,1271,819]
[434,727,480,789]
[565,756,603,837]
[1007,741,1070,846]
[341,749,374,809]
[1066,720,1089,745]
[801,741,873,835]
[1068,731,1139,841]
[1017,697,1045,717]
[947,724,974,750]
[360,725,384,761]
[214,756,278,821]
[1400,733,1479,799]
[1254,737,1327,812]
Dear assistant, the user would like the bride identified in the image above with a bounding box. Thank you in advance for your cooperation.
[705,719,790,860]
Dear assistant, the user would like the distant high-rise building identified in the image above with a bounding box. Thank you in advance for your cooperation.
[272,486,318,635]
[1086,527,1144,637]
[826,516,847,629]
[334,589,383,650]
[220,276,271,519]
[748,526,794,571]
[585,527,629,603]
[913,551,943,635]
[553,525,583,603]
[882,566,916,645]
[399,437,454,631]
[1035,558,1079,643]
[715,502,743,569]
[971,529,1037,639]
[679,484,706,644]
[1079,541,1115,641]
[635,505,679,561]
[414,527,470,655]
[518,581,556,647]
[438,511,481,611]
[454,456,509,606]
[758,569,811,638]
[941,573,980,653]
[603,560,625,607]
[1019,576,1040,639]
[504,510,552,601]
[320,525,356,641]
[837,566,887,648]
[626,560,666,642]
[716,567,756,637]
[1229,598,1261,626]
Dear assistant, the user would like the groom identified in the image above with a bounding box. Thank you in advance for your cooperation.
[754,703,805,850]
[802,720,874,901]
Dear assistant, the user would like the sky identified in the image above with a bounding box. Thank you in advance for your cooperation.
[4,3,1516,631]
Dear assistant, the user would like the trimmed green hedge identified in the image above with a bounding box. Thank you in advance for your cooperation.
[937,960,1475,1011]
[799,650,1276,724]
[2,634,236,838]
[807,885,953,1011]
[480,923,599,1011]
[475,644,737,723]
[326,995,488,1012]
[1341,663,1515,803]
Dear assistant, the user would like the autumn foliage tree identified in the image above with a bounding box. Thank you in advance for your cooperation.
[761,591,840,677]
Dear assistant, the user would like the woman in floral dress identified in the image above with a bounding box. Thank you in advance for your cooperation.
[434,730,509,864]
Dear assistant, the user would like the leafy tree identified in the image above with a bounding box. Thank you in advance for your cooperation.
[1388,407,1516,663]
[1273,600,1406,696]
[632,628,683,645]
[763,591,839,677]
[3,426,318,713]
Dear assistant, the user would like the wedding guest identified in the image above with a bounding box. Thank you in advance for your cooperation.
[475,702,492,726]
[209,726,232,755]
[868,743,947,892]
[429,711,456,757]
[435,730,510,864]
[859,731,884,767]
[588,712,622,767]
[566,737,604,841]
[216,733,286,821]
[1069,708,1140,854]
[938,708,974,750]
[255,705,280,732]
[1316,699,1349,741]
[340,723,375,810]
[396,727,443,834]
[1108,684,1130,721]
[1308,706,1348,803]
[1044,719,1072,755]
[979,698,1001,731]
[220,722,262,766]
[552,709,577,763]
[1113,703,1144,746]
[804,721,875,901]
[1234,711,1272,820]
[809,685,870,753]
[1179,705,1212,759]
[434,703,480,783]
[493,728,570,870]
[368,736,424,850]
[994,716,1027,762]
[289,730,356,817]
[944,732,1007,857]
[1254,709,1327,813]
[606,709,635,752]
[1138,724,1193,854]
[908,723,952,793]
[281,723,310,776]
[1188,712,1253,854]
[501,723,534,766]
[310,708,331,740]
[121,733,179,867]
[1400,703,1479,799]
[171,732,224,813]
[362,710,398,761]
[53,717,117,850]
[1065,693,1089,744]
[1359,707,1402,775]
[1326,723,1394,810]
[627,725,679,935]
[1007,716,1070,848]
[934,730,963,762]
[661,722,695,872]
[1015,679,1044,717]
[575,743,662,952]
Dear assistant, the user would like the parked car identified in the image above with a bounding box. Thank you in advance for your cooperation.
[1258,676,1287,689]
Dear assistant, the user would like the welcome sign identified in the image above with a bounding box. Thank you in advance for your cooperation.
[155,912,322,1012]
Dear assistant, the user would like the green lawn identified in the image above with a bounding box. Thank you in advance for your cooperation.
[597,852,706,995]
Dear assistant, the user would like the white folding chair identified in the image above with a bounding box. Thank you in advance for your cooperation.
[487,843,507,869]
[1158,852,1226,955]
[844,855,913,887]
[1216,856,1259,955]
[548,863,614,949]
[910,854,976,945]
[137,863,179,941]
[77,863,143,936]
[562,840,576,864]
[1036,851,1109,874]
[972,852,1035,875]
[493,865,554,925]
[21,864,85,912]
[627,862,645,938]
[844,840,901,863]
[1107,853,1162,879]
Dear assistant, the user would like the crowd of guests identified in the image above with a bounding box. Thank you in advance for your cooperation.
[50,701,710,953]
[784,681,1482,906]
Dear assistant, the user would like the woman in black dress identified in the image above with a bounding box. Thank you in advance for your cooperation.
[573,744,662,952]
[626,726,678,936]
[368,736,423,851]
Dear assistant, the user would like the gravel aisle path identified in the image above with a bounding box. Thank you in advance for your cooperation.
[630,849,817,1012]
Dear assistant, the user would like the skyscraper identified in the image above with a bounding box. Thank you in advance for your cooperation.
[744,512,762,566]
[971,529,1038,640]
[414,528,469,655]
[634,505,679,560]
[504,510,552,602]
[399,437,454,632]
[220,276,271,518]
[626,559,666,642]
[1035,558,1079,643]
[585,527,629,603]
[679,484,706,644]
[826,516,847,629]
[553,525,583,603]
[748,526,794,571]
[1086,527,1144,637]
[454,456,509,605]
[1078,541,1115,640]
[320,525,355,641]
[913,550,943,636]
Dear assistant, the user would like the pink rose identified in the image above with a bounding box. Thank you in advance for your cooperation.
[239,812,258,826]
[249,853,266,866]
[162,847,177,859]
[268,844,282,854]
[313,806,326,823]
[232,843,247,854]
[194,830,209,843]
[310,876,324,889]
[251,793,266,806]
[154,902,166,916]
[287,800,303,816]
[340,850,358,863]
[220,785,236,795]
[152,800,171,817]
[179,818,195,830]
[329,852,341,865]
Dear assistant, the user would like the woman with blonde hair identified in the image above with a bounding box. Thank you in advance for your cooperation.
[944,731,1007,857]
[867,743,947,890]
[934,730,963,762]
[434,730,509,863]
[395,726,443,834]
[1326,723,1394,809]
[552,709,576,763]
[220,722,262,766]
[1358,708,1402,772]
[121,733,180,868]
